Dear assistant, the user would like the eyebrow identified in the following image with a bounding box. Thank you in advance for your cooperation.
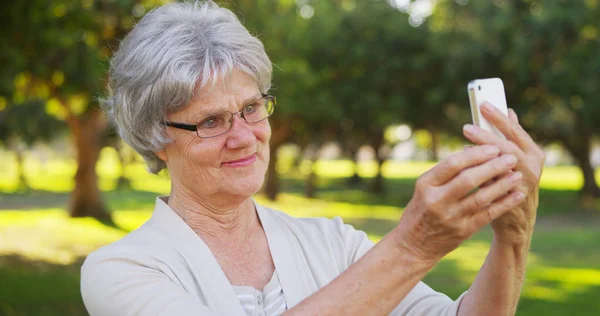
[196,93,263,117]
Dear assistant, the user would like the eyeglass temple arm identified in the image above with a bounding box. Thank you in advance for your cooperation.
[161,121,197,131]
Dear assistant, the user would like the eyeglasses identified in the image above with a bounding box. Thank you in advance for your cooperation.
[161,94,275,138]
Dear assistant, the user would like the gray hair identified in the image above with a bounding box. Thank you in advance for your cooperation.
[101,0,273,174]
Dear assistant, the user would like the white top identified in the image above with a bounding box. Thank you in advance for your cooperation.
[81,197,466,315]
[232,270,287,316]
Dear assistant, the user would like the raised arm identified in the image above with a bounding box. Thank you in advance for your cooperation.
[458,103,545,315]
[285,142,527,316]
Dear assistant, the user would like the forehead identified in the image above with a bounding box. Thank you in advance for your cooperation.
[178,70,262,119]
[197,70,259,102]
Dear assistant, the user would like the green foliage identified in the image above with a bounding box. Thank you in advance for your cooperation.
[0,100,65,146]
[0,0,143,137]
[1,0,598,197]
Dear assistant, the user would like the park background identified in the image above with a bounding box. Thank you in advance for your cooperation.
[1,0,599,315]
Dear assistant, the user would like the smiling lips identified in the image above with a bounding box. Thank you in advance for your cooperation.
[222,153,257,167]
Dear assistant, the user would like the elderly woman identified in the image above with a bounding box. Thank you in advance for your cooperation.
[81,1,545,315]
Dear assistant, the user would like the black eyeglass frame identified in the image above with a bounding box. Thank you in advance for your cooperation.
[161,94,276,138]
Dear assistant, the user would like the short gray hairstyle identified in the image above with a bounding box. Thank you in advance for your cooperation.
[101,0,273,174]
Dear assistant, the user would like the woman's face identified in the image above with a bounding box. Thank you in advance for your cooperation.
[157,70,271,205]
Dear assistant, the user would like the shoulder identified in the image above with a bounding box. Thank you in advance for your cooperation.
[81,220,176,280]
[80,222,217,315]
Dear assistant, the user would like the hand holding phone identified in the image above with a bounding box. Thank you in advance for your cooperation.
[467,78,509,139]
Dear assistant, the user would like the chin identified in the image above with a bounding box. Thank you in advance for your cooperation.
[224,172,266,197]
[225,181,264,200]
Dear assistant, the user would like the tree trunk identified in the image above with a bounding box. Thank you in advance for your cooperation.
[346,143,362,186]
[69,109,111,220]
[560,115,600,208]
[305,144,320,199]
[265,141,280,200]
[113,141,131,190]
[569,139,600,203]
[430,127,439,162]
[370,131,385,194]
[263,118,291,200]
[372,156,385,194]
[305,161,317,198]
[293,142,308,172]
[13,145,29,192]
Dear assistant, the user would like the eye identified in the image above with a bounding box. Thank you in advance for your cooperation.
[198,116,222,129]
[244,103,257,114]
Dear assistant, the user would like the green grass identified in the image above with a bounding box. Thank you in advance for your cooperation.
[0,149,599,315]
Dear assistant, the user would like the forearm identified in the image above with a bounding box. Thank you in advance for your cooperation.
[284,229,433,316]
[458,236,531,316]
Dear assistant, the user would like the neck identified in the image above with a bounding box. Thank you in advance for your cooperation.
[167,186,258,243]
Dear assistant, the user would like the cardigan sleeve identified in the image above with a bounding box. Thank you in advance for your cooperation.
[332,216,467,316]
[81,250,218,316]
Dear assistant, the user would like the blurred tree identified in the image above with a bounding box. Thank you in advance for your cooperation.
[507,0,600,202]
[228,0,342,199]
[0,0,151,219]
[0,100,65,191]
[304,0,422,194]
[432,0,600,203]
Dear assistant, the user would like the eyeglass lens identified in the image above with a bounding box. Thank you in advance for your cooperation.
[196,96,274,138]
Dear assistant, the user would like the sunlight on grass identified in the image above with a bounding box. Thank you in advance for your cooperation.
[444,241,492,273]
[539,166,600,190]
[112,211,153,232]
[129,176,170,194]
[437,238,600,303]
[295,160,435,179]
[521,266,600,302]
[523,285,566,302]
[0,192,404,266]
[528,267,600,286]
[254,193,404,221]
[0,210,127,265]
[2,150,598,194]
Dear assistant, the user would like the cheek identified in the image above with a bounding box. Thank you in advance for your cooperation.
[182,139,223,169]
[256,121,272,144]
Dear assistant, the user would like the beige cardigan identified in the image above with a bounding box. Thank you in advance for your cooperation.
[81,197,466,315]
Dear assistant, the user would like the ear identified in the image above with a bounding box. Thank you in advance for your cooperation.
[155,148,168,162]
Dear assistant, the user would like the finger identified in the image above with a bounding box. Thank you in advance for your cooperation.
[480,175,500,188]
[508,108,519,124]
[463,124,525,162]
[470,190,526,228]
[442,153,518,199]
[424,145,500,186]
[480,103,538,152]
[458,171,522,214]
[507,109,547,177]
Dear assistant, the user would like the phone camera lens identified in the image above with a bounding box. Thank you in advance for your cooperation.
[478,86,481,91]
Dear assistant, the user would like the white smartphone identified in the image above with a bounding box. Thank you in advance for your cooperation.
[467,78,509,139]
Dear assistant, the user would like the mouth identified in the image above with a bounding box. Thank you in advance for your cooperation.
[222,153,257,167]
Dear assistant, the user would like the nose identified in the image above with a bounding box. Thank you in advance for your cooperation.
[225,114,255,149]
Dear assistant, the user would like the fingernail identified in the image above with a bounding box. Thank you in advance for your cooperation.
[510,172,523,183]
[503,154,517,166]
[464,124,478,135]
[509,108,519,123]
[485,145,499,155]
